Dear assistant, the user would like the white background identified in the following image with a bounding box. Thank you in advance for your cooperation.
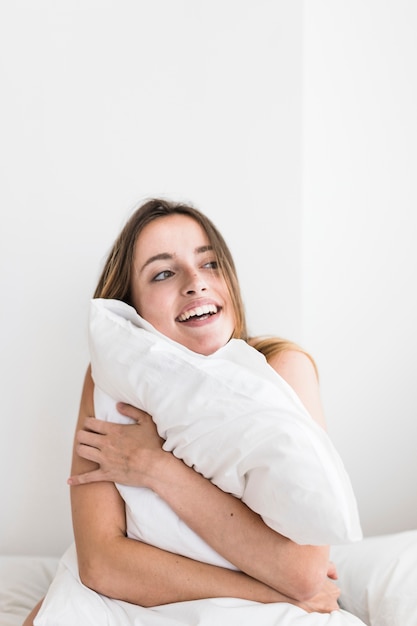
[1,0,416,556]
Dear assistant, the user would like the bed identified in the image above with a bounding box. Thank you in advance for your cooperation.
[1,529,416,626]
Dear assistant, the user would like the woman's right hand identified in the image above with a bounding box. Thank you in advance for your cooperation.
[68,403,166,488]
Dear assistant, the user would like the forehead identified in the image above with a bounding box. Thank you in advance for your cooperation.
[135,214,210,258]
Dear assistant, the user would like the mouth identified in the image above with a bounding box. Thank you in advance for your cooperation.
[177,303,219,323]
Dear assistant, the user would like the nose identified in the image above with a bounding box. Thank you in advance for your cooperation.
[183,269,208,295]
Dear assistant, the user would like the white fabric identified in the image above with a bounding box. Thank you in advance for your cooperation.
[34,543,367,626]
[331,529,417,626]
[89,298,362,546]
[0,555,58,626]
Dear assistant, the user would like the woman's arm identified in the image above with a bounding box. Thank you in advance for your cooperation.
[70,362,337,607]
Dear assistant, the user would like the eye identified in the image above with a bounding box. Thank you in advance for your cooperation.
[203,260,218,270]
[153,269,174,282]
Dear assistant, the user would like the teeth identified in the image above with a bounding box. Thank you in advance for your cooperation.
[178,304,218,321]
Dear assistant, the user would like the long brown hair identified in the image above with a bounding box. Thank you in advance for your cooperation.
[94,197,316,373]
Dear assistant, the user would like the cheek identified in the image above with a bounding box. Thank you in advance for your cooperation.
[137,293,169,327]
[131,284,159,317]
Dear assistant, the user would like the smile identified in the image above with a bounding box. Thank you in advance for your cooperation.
[177,304,219,322]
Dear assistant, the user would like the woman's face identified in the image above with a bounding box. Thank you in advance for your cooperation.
[130,214,236,355]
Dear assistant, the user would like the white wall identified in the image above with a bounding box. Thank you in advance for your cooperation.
[0,0,303,556]
[1,1,416,557]
[302,1,417,537]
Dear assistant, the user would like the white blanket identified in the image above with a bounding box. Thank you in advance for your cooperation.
[89,298,362,547]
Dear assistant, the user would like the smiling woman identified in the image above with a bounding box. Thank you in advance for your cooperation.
[25,198,366,626]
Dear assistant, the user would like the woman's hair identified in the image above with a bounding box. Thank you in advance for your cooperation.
[94,197,316,374]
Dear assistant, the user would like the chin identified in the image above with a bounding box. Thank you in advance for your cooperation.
[192,339,227,356]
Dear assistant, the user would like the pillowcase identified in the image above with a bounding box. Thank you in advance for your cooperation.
[331,529,417,626]
[89,298,362,546]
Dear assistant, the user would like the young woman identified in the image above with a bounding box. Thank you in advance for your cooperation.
[25,198,349,625]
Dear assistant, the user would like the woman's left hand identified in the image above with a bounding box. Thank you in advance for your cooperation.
[68,403,165,487]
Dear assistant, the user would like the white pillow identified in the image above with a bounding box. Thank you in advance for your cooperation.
[331,529,417,626]
[89,298,362,546]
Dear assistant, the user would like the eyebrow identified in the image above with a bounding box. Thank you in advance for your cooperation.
[139,245,213,273]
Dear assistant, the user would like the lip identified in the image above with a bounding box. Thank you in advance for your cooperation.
[175,298,222,322]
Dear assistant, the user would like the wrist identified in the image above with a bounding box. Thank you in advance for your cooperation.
[144,448,185,493]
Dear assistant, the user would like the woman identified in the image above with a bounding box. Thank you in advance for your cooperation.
[25,198,348,625]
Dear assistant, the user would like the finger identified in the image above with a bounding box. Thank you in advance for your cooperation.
[67,470,108,486]
[116,402,149,423]
[82,416,112,434]
[83,416,139,436]
[75,442,102,463]
[76,429,104,450]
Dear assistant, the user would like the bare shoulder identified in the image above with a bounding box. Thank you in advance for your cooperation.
[266,348,326,430]
[268,349,318,382]
[247,336,318,382]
